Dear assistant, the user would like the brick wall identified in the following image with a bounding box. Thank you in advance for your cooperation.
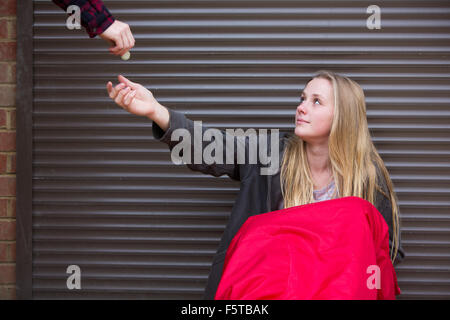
[0,0,16,300]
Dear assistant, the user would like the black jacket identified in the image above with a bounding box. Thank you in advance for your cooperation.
[152,108,406,300]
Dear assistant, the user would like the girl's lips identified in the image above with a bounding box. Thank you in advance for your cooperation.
[297,119,309,124]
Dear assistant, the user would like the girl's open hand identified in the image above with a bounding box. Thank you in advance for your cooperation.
[107,75,159,117]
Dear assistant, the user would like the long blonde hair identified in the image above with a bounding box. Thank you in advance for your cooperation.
[280,70,401,264]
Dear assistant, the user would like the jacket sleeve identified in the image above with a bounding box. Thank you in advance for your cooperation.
[375,182,406,266]
[152,108,258,181]
[52,0,115,38]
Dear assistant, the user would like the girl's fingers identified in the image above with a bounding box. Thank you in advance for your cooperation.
[110,83,125,99]
[123,88,133,104]
[118,75,138,90]
[124,89,137,106]
[107,82,127,98]
[114,82,125,92]
[115,86,130,105]
[109,82,123,99]
[106,82,114,96]
[107,80,137,107]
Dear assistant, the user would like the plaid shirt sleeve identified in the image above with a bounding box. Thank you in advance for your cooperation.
[52,0,116,38]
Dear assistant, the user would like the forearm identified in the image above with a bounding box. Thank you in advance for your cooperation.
[85,0,115,38]
[148,103,170,133]
[151,108,244,181]
[52,0,115,38]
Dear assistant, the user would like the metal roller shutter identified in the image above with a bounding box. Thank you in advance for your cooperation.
[30,0,450,299]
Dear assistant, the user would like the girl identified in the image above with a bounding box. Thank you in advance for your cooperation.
[107,70,405,299]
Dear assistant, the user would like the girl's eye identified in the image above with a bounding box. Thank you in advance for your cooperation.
[300,97,320,104]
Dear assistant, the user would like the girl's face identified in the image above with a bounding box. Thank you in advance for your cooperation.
[294,78,335,143]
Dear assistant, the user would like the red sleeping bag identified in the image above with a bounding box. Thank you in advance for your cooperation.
[215,196,401,300]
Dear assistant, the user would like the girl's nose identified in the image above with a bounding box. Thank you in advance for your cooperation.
[297,101,307,114]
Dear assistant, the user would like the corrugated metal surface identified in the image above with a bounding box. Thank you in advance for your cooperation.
[32,0,450,299]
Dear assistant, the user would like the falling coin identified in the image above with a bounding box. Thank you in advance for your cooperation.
[121,51,131,61]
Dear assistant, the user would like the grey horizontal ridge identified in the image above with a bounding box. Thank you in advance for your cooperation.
[32,212,230,218]
[402,253,450,259]
[383,152,450,156]
[32,84,450,91]
[33,260,213,268]
[30,175,450,183]
[34,7,450,15]
[31,110,450,118]
[32,199,235,206]
[32,72,450,79]
[30,160,450,167]
[32,97,450,104]
[34,33,450,40]
[31,124,450,130]
[33,152,450,159]
[33,47,450,53]
[399,279,450,285]
[397,265,450,272]
[398,201,450,207]
[387,163,450,168]
[30,179,450,186]
[30,136,450,143]
[403,215,450,221]
[32,287,205,294]
[31,186,450,194]
[32,171,227,178]
[33,236,220,243]
[396,188,450,193]
[33,59,450,65]
[29,211,445,220]
[32,215,229,221]
[398,292,450,299]
[403,240,450,246]
[33,248,216,256]
[28,155,450,163]
[33,223,226,231]
[33,274,208,281]
[402,227,450,234]
[33,185,240,192]
[29,124,450,131]
[33,20,450,27]
[373,138,450,143]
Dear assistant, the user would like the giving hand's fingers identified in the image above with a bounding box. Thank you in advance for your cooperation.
[111,35,124,56]
[127,28,135,50]
[118,32,130,57]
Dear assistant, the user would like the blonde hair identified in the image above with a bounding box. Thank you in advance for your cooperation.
[280,70,401,264]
